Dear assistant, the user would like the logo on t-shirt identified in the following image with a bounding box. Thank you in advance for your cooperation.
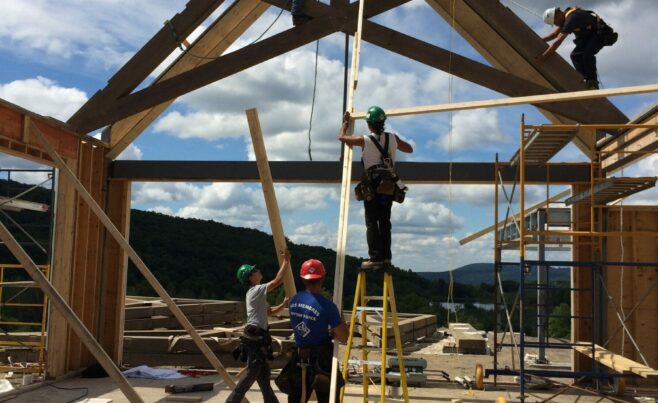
[295,321,311,338]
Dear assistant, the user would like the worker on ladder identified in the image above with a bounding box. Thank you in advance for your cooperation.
[537,6,618,89]
[283,259,348,402]
[227,250,291,403]
[338,107,414,269]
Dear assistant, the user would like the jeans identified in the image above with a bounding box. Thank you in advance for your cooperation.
[226,347,278,403]
[291,0,306,16]
[364,195,393,261]
[570,34,604,81]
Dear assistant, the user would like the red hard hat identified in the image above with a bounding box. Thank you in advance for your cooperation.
[300,259,326,280]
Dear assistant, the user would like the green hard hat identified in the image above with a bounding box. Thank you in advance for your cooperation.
[236,264,256,284]
[365,106,386,123]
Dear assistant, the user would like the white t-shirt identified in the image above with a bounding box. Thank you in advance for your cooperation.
[362,132,398,170]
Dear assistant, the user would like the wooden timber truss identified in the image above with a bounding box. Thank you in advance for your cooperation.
[0,0,657,401]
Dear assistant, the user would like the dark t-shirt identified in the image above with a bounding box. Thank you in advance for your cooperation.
[289,291,342,347]
[561,8,597,40]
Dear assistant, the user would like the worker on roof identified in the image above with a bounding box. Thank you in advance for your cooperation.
[226,250,291,403]
[338,107,414,269]
[537,6,618,89]
[276,259,348,403]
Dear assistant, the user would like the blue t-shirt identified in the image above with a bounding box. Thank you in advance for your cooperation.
[289,291,342,347]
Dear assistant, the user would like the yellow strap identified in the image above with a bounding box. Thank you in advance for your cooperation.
[565,7,578,18]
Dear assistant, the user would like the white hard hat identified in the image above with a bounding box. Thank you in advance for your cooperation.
[543,7,558,25]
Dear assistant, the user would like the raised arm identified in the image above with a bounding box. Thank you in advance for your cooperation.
[395,134,413,153]
[537,31,569,62]
[266,249,291,293]
[337,111,364,147]
[542,26,561,42]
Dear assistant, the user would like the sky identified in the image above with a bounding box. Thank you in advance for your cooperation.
[0,0,656,273]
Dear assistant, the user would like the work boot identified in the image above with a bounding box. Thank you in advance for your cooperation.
[361,260,384,269]
[292,14,313,26]
[584,79,599,90]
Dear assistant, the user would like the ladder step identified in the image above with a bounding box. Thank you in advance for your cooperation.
[348,359,385,367]
[365,296,386,301]
[356,307,384,313]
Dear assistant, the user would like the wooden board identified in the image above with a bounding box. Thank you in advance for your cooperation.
[98,180,131,364]
[246,108,296,298]
[604,207,658,370]
[574,344,658,378]
[351,84,658,119]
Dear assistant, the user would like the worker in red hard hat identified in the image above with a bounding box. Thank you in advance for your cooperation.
[276,259,348,402]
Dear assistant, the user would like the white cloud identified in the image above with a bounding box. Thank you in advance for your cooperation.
[147,206,173,215]
[434,110,509,151]
[0,1,181,71]
[0,77,87,121]
[116,144,143,160]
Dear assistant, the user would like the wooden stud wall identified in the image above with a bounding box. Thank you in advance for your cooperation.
[604,206,658,369]
[98,180,131,364]
[47,142,109,376]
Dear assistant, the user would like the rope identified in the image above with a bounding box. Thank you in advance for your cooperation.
[445,0,458,326]
[503,0,542,19]
[307,39,320,161]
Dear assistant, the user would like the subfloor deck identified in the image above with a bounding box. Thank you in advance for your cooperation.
[4,374,658,402]
[4,335,658,402]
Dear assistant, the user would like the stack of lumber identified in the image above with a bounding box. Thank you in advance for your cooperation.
[448,323,487,354]
[124,298,244,330]
[366,313,437,348]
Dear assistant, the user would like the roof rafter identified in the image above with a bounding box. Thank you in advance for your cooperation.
[68,0,411,133]
[68,0,226,131]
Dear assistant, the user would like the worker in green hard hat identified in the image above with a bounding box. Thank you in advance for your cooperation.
[338,106,414,269]
[227,250,291,403]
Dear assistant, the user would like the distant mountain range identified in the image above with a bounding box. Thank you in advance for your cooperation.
[417,263,570,285]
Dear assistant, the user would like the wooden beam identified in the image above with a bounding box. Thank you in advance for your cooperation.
[0,211,143,402]
[107,0,269,160]
[47,157,78,377]
[245,108,296,298]
[574,344,658,378]
[109,160,592,184]
[330,0,366,399]
[459,189,570,245]
[98,180,131,364]
[601,108,658,173]
[355,22,617,125]
[28,123,242,396]
[67,0,225,131]
[68,0,410,133]
[351,84,658,119]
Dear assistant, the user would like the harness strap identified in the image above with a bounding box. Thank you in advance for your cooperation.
[368,132,391,164]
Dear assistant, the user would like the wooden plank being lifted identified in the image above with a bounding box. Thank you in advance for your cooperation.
[574,344,658,379]
[246,109,296,298]
[351,84,658,119]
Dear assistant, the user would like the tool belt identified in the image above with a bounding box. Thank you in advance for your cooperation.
[355,167,406,204]
[275,344,345,396]
[232,324,273,363]
[354,133,407,204]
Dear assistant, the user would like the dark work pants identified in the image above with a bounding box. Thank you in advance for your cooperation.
[226,348,278,403]
[364,196,393,261]
[287,347,335,403]
[570,34,604,81]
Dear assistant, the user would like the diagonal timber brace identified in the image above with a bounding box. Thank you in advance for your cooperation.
[68,0,411,133]
[29,122,245,401]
